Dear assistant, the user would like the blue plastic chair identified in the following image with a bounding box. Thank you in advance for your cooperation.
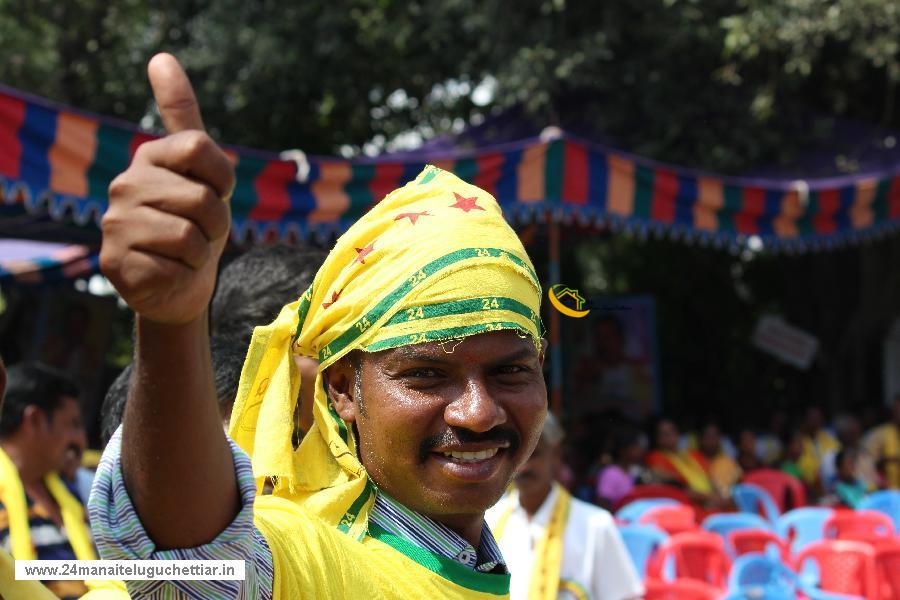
[614,498,678,523]
[702,513,773,557]
[858,489,900,531]
[733,483,781,524]
[727,552,797,600]
[702,513,772,538]
[728,552,863,600]
[616,523,667,578]
[775,507,832,555]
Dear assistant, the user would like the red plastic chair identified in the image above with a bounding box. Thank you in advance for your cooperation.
[727,527,790,561]
[743,468,807,512]
[823,509,895,544]
[643,578,721,600]
[614,484,692,511]
[646,531,732,590]
[794,540,878,598]
[874,539,900,600]
[640,504,697,535]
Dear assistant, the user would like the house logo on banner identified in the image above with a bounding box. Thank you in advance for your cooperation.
[752,314,819,370]
[547,285,590,318]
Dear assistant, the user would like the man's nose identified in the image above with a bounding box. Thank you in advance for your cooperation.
[73,428,87,451]
[444,377,507,433]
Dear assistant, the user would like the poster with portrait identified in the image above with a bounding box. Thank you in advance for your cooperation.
[565,295,660,421]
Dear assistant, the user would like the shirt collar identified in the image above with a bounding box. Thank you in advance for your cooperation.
[369,487,507,573]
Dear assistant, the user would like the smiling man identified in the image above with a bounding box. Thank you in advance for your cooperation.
[90,53,547,598]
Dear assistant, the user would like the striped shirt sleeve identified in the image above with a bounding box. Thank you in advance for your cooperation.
[87,427,274,599]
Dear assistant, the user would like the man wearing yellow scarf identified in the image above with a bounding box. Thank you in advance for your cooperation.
[0,363,96,599]
[487,414,642,600]
[90,53,547,598]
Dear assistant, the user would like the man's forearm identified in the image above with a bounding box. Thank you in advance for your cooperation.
[121,314,239,549]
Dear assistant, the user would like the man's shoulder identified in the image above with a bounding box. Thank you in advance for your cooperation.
[567,494,615,530]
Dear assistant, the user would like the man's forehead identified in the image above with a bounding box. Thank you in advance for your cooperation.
[374,330,539,364]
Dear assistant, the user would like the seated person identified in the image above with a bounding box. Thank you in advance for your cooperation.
[595,426,644,509]
[645,418,715,501]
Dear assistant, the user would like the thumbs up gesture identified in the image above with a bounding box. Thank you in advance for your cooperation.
[100,54,234,325]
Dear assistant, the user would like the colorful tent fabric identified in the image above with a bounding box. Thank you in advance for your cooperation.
[0,239,98,284]
[2,84,900,251]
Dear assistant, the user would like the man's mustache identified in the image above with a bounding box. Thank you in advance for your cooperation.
[419,426,521,461]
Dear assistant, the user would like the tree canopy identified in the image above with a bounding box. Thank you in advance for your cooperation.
[4,0,900,170]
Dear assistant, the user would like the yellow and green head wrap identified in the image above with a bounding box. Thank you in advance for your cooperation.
[228,166,542,538]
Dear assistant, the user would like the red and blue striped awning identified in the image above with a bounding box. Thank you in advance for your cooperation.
[2,84,900,251]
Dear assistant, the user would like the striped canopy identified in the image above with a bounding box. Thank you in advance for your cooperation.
[2,84,900,252]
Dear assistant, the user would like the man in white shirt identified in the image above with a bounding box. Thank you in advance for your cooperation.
[487,413,643,600]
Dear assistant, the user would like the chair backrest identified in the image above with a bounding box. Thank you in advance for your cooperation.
[614,484,692,511]
[617,523,668,578]
[727,553,798,599]
[646,531,732,589]
[733,483,781,523]
[874,539,900,600]
[702,512,771,539]
[859,490,900,531]
[823,509,895,544]
[727,528,790,561]
[794,540,878,598]
[776,507,833,554]
[644,578,722,600]
[743,468,807,512]
[640,504,697,535]
[616,498,680,523]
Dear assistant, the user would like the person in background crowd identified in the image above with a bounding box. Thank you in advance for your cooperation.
[779,430,807,481]
[865,396,900,489]
[798,406,839,486]
[736,428,763,473]
[820,413,878,493]
[0,356,65,600]
[697,421,741,498]
[646,418,715,501]
[488,413,643,600]
[757,408,788,466]
[101,335,247,444]
[0,363,92,599]
[212,244,326,436]
[829,448,867,508]
[595,425,644,510]
[58,415,94,506]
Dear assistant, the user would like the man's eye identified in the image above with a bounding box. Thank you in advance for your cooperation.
[404,368,440,378]
[496,365,529,375]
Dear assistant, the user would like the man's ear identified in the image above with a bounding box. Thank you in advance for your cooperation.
[21,405,44,432]
[322,358,358,423]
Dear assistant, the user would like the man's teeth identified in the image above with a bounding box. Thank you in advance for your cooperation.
[441,448,499,461]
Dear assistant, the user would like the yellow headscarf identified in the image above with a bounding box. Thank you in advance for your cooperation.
[229,166,543,539]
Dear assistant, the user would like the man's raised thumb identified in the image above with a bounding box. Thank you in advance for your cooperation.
[148,53,205,134]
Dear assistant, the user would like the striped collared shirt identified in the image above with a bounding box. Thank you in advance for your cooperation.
[369,487,507,574]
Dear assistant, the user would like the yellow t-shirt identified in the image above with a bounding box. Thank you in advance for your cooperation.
[254,495,510,599]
